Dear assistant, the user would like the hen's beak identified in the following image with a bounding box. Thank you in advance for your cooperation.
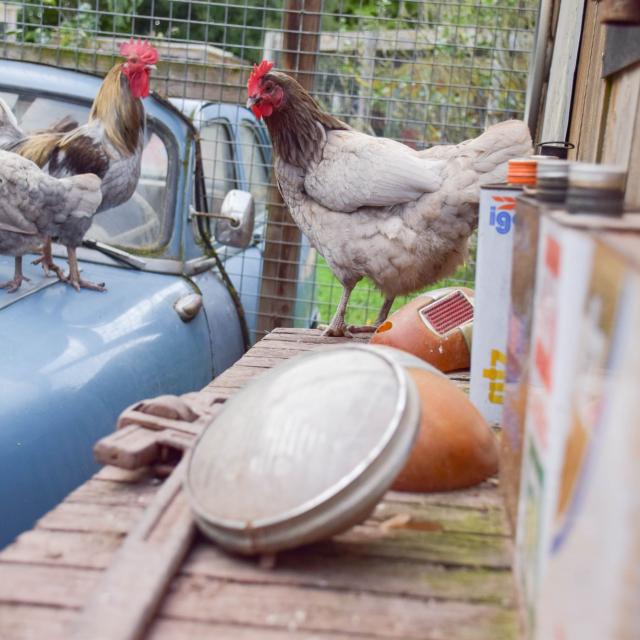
[146,64,157,71]
[246,95,259,110]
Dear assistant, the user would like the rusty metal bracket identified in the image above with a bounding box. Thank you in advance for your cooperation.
[94,392,226,471]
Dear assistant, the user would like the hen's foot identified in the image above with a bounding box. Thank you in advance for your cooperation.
[0,274,30,293]
[63,274,106,292]
[346,324,379,334]
[32,254,65,280]
[63,245,106,292]
[322,323,353,338]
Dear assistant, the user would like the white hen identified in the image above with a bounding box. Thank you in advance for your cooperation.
[247,62,532,336]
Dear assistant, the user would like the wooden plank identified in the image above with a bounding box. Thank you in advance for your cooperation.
[31,495,509,562]
[328,526,513,570]
[66,478,158,508]
[235,354,291,368]
[0,604,76,640]
[1,530,122,570]
[71,461,194,640]
[0,605,361,640]
[0,563,97,608]
[601,61,640,168]
[370,499,509,536]
[385,485,504,511]
[150,618,360,640]
[567,0,599,158]
[256,0,322,335]
[239,343,320,356]
[569,1,607,162]
[625,90,640,207]
[0,528,513,606]
[158,576,518,640]
[260,332,369,345]
[182,546,514,606]
[540,0,586,142]
[93,466,153,484]
[36,502,142,535]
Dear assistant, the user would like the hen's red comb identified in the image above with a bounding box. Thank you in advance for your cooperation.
[119,39,159,65]
[247,60,274,95]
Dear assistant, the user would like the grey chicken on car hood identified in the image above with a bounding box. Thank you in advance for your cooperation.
[247,61,533,336]
[0,149,102,292]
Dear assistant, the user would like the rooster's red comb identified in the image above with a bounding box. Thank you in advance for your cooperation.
[119,39,159,65]
[247,60,274,95]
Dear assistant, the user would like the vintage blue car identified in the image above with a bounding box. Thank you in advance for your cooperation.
[0,60,312,547]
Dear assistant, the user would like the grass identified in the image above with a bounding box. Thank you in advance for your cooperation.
[313,237,477,326]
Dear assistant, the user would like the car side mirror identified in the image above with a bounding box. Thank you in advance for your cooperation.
[190,190,255,250]
[215,190,255,249]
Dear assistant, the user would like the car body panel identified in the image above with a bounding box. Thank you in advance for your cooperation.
[0,257,221,543]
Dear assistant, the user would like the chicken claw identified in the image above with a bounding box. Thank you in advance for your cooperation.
[0,275,30,293]
[0,257,30,292]
[346,324,378,334]
[64,275,107,292]
[322,323,353,338]
[63,246,106,292]
[32,237,65,280]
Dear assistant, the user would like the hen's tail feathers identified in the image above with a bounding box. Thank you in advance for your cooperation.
[35,115,79,135]
[59,174,103,220]
[0,98,24,149]
[420,120,533,186]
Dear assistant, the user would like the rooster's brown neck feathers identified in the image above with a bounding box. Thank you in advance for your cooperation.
[262,73,347,169]
[89,64,144,155]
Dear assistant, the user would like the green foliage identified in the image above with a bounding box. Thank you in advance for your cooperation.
[14,0,280,61]
[314,249,476,327]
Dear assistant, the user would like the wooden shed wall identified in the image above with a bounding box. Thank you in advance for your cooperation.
[566,1,640,207]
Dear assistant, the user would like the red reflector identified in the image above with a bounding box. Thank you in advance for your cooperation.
[419,291,474,335]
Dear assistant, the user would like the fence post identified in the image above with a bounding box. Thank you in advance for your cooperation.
[257,0,322,335]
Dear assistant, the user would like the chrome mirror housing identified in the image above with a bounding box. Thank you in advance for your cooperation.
[215,189,255,249]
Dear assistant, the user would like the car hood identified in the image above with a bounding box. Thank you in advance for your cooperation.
[0,253,215,547]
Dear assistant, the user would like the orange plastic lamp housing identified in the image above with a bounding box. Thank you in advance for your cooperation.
[370,287,474,372]
[391,368,499,492]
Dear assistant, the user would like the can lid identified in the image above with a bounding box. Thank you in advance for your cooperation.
[507,157,537,186]
[184,345,421,554]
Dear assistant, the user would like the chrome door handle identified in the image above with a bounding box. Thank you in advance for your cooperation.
[174,293,203,322]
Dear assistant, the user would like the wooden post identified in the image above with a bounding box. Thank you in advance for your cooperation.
[257,0,322,336]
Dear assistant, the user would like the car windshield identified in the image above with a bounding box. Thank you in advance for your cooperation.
[0,90,174,252]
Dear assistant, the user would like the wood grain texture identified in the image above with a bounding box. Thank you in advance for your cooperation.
[601,61,640,168]
[159,575,517,640]
[540,0,586,142]
[625,91,640,207]
[568,0,607,162]
[0,329,517,640]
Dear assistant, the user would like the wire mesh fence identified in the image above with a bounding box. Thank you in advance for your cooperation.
[0,0,538,340]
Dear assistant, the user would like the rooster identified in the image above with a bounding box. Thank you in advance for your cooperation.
[0,150,102,292]
[0,39,158,291]
[246,61,532,336]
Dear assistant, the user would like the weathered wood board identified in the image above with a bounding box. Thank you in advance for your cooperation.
[0,328,518,640]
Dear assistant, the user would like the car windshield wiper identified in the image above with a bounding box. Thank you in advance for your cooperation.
[81,239,146,270]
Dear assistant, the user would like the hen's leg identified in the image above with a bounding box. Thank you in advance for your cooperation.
[347,296,395,334]
[32,236,64,280]
[0,256,30,293]
[63,246,106,292]
[323,285,353,337]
